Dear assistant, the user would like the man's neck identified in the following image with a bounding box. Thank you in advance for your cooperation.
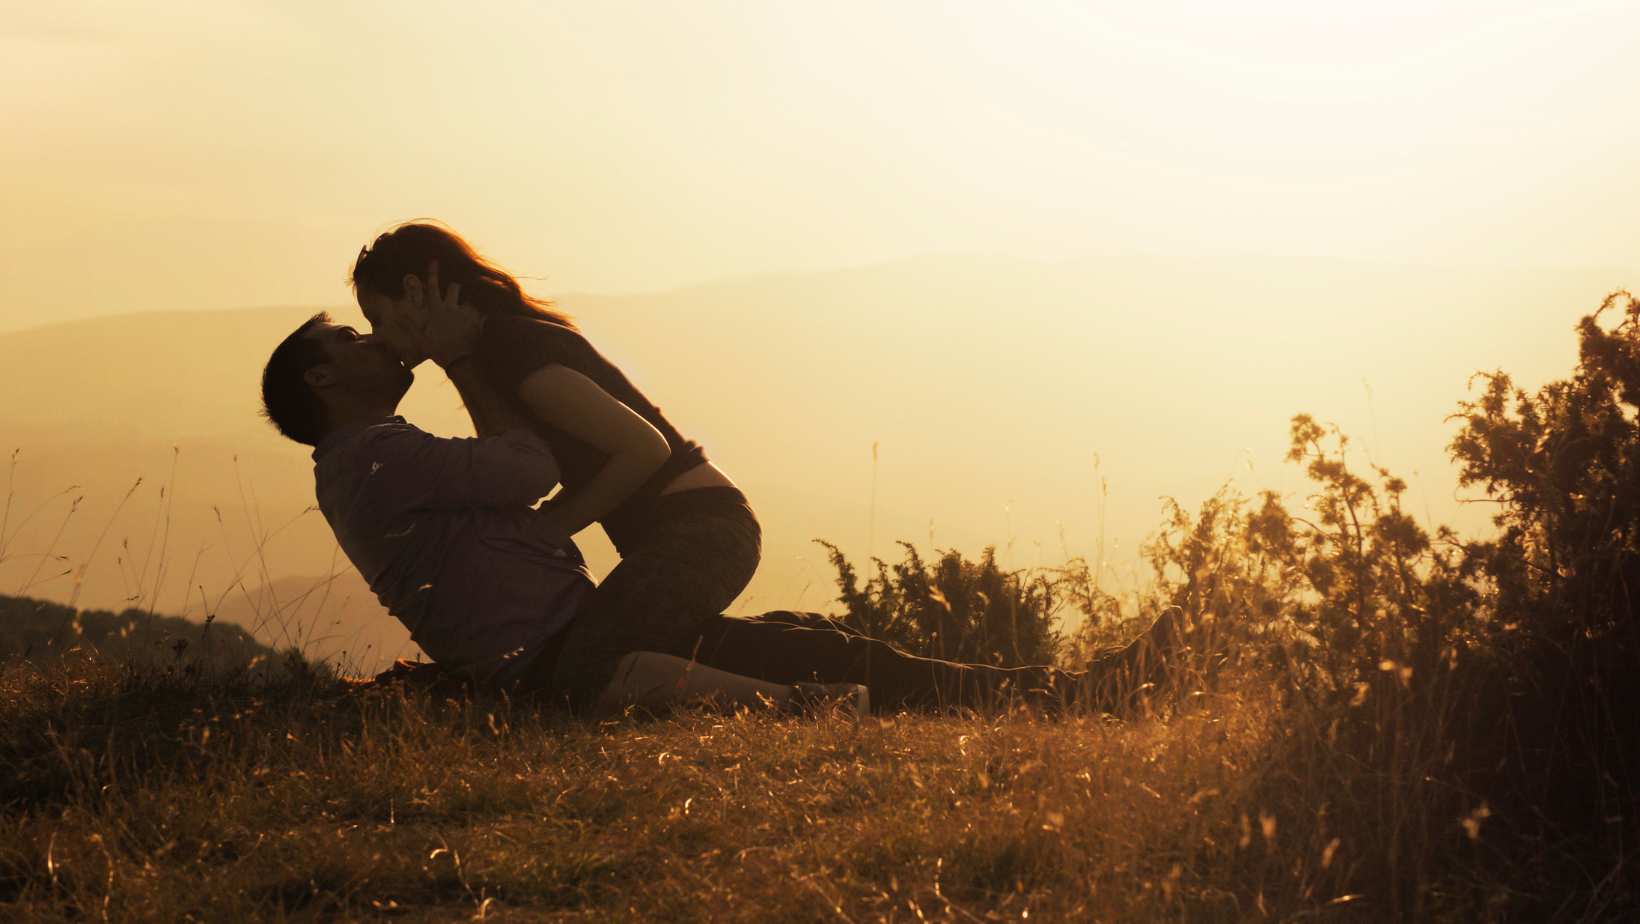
[322,401,401,439]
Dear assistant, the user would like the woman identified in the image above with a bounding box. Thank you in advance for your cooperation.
[350,222,758,709]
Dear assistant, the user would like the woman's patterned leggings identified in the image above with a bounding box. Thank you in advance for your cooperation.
[544,487,761,710]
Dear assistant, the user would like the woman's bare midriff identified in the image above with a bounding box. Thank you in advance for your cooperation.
[660,461,737,495]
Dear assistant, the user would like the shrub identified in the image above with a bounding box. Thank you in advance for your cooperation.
[815,541,1063,668]
[1449,290,1640,836]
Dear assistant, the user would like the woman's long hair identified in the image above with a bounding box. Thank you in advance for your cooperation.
[350,221,577,329]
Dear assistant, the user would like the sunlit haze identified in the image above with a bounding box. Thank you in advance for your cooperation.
[3,1,1637,326]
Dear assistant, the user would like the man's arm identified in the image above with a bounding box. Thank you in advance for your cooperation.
[403,263,566,527]
[417,261,539,439]
[360,423,562,512]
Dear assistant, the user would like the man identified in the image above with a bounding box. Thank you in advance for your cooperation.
[261,310,839,712]
[260,307,1180,715]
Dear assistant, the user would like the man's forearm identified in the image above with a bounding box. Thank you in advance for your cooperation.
[445,359,536,438]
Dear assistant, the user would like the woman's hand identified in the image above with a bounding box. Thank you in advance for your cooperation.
[420,260,484,368]
[517,364,671,536]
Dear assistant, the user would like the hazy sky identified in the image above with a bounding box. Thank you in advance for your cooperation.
[3,1,1639,329]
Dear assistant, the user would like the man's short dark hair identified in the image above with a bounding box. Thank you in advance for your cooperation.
[261,312,332,446]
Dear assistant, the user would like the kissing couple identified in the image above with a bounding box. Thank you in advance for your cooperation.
[260,222,1182,715]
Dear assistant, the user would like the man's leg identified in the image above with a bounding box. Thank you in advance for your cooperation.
[681,611,1078,711]
[1080,606,1186,712]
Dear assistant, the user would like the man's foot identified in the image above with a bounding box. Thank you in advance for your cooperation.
[1083,606,1186,714]
[788,682,870,720]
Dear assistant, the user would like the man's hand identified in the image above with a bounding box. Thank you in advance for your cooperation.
[532,500,579,545]
[430,258,534,439]
[422,260,484,368]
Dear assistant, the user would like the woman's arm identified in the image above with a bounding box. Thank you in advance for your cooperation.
[516,364,671,536]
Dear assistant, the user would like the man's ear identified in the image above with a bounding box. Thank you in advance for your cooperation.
[303,363,336,389]
[402,273,424,308]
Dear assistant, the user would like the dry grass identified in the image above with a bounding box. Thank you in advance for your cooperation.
[0,653,1436,924]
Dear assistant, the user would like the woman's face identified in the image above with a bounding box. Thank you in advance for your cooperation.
[356,285,428,367]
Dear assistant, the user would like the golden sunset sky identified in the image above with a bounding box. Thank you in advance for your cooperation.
[4,0,1637,331]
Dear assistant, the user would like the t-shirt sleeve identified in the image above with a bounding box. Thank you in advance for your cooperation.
[362,425,562,511]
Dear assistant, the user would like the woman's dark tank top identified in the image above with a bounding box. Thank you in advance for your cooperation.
[476,314,711,554]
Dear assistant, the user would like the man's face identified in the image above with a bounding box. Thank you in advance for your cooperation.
[356,285,429,367]
[306,321,415,405]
